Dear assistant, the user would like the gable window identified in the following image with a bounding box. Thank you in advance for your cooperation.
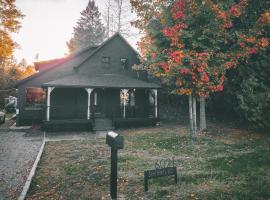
[120,58,128,70]
[102,56,110,63]
[25,87,46,107]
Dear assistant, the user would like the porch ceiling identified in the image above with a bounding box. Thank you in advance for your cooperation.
[42,74,161,89]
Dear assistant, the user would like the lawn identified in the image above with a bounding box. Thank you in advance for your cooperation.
[26,123,270,200]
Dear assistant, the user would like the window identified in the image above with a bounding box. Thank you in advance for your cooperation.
[25,87,46,107]
[120,89,135,106]
[102,56,110,63]
[94,92,98,106]
[120,58,128,70]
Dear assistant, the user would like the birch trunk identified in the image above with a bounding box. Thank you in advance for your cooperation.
[192,96,197,134]
[200,97,206,131]
[188,94,194,134]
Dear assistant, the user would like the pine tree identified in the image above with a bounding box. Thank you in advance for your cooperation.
[68,0,105,52]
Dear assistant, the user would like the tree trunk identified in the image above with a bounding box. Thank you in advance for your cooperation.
[117,0,123,32]
[107,0,111,38]
[200,97,207,131]
[188,94,194,134]
[192,95,197,134]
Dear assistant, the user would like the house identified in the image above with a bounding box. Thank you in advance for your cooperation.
[15,33,160,131]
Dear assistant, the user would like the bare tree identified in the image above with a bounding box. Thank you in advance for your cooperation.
[103,0,139,39]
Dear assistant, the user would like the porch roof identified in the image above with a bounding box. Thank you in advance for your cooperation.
[42,74,161,89]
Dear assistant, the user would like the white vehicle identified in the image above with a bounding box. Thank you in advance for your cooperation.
[0,111,5,124]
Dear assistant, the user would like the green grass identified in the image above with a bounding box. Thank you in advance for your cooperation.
[26,124,270,200]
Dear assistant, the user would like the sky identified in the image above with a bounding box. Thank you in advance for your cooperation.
[13,0,139,65]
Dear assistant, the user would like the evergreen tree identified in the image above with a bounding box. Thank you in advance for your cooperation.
[68,0,105,52]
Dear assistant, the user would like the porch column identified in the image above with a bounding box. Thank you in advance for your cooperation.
[85,88,94,120]
[121,89,129,119]
[154,89,158,118]
[46,87,55,121]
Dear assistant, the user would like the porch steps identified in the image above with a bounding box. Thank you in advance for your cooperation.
[93,118,114,131]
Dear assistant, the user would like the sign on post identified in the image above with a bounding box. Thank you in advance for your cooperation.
[106,131,124,200]
[144,158,177,192]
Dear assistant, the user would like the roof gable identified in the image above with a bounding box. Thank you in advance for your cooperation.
[15,33,140,87]
[74,32,139,70]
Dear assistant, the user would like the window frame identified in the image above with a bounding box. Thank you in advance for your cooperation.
[25,87,46,108]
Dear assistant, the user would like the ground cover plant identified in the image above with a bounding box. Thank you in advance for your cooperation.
[26,124,270,200]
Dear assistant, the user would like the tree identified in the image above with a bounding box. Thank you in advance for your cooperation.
[0,0,23,89]
[104,0,138,38]
[67,0,105,53]
[0,0,23,62]
[131,0,269,134]
[209,0,270,131]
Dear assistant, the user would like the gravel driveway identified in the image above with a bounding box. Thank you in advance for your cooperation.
[0,130,42,200]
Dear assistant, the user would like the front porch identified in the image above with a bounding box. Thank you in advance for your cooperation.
[42,87,159,132]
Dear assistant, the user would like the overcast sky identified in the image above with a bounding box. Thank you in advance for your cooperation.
[13,0,139,64]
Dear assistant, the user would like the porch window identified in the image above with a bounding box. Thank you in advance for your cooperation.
[94,92,98,105]
[120,89,134,106]
[120,89,136,118]
[25,87,46,107]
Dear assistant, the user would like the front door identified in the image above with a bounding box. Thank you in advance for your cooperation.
[92,89,104,117]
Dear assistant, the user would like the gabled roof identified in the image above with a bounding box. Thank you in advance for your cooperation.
[33,45,99,71]
[73,32,139,70]
[34,58,67,71]
[14,47,99,88]
[43,74,160,89]
[15,33,139,87]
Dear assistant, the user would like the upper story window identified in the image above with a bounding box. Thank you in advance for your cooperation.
[25,87,46,107]
[102,56,110,63]
[120,58,128,70]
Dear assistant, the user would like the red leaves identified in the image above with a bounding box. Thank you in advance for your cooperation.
[258,12,270,25]
[228,5,241,17]
[163,24,187,37]
[179,68,191,74]
[209,85,223,92]
[170,50,185,64]
[258,38,269,48]
[225,61,237,69]
[171,0,185,20]
[173,11,185,20]
[200,72,210,83]
[159,62,170,72]
[248,47,257,55]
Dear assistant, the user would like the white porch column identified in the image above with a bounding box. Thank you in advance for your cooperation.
[46,87,55,121]
[154,89,158,118]
[121,89,129,119]
[85,88,94,120]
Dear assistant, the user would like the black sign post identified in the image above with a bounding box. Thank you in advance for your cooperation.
[110,147,117,199]
[106,131,124,200]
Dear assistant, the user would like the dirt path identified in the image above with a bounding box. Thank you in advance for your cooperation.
[0,131,42,200]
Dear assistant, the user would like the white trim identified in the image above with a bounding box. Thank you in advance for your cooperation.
[121,89,129,119]
[46,87,55,121]
[154,89,158,118]
[85,88,94,120]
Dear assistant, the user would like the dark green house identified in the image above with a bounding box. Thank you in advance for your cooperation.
[15,33,160,131]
